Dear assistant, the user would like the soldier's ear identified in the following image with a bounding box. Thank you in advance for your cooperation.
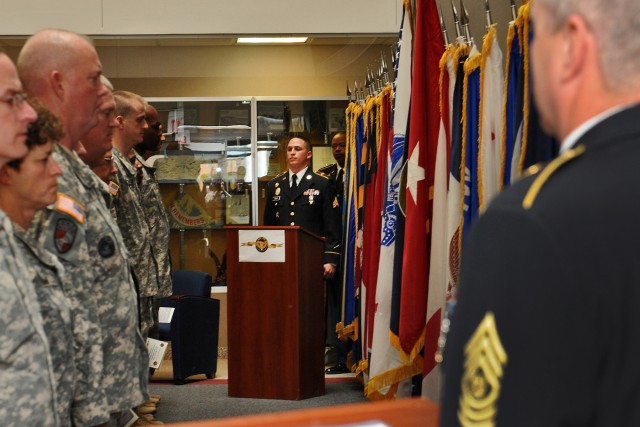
[0,165,13,185]
[49,70,65,101]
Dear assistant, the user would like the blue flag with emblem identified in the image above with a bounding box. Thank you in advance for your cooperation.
[501,16,523,188]
[462,49,481,240]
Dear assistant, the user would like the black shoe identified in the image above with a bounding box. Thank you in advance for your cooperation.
[325,363,349,374]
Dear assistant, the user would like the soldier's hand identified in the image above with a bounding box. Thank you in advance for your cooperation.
[323,263,336,279]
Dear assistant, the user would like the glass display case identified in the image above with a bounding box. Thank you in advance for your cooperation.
[146,97,348,279]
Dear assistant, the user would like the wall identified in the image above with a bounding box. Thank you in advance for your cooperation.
[1,1,523,98]
[102,43,392,97]
[2,0,402,36]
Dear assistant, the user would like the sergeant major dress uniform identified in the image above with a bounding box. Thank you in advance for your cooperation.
[315,161,350,374]
[440,105,640,426]
[30,144,149,418]
[316,163,344,203]
[263,167,341,265]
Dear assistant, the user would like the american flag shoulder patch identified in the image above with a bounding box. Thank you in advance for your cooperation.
[108,181,120,196]
[56,193,85,224]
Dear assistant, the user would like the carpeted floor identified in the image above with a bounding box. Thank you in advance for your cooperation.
[148,356,367,424]
[149,380,367,423]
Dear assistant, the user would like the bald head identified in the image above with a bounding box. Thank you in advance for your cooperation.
[17,29,108,148]
[136,103,165,155]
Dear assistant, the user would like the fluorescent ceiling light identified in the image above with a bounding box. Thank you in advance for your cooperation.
[237,37,308,44]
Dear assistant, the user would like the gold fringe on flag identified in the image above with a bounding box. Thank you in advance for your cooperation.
[477,25,498,211]
[439,44,455,118]
[517,1,532,177]
[365,331,423,400]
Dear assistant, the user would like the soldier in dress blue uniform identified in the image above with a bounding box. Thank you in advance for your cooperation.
[316,131,350,374]
[263,135,341,279]
[440,1,640,426]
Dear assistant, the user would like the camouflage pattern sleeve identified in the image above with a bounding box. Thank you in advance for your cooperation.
[135,153,172,298]
[112,148,159,300]
[0,214,59,427]
[29,145,149,415]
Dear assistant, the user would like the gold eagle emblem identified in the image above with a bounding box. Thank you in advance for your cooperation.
[241,237,284,253]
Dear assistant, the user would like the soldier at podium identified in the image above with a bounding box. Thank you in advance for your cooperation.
[263,135,341,280]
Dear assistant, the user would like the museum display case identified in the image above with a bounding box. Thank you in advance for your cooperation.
[146,97,348,279]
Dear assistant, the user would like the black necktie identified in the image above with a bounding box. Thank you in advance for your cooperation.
[291,173,298,188]
[336,168,344,189]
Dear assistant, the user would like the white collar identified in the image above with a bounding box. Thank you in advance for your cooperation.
[560,104,633,153]
[289,167,308,183]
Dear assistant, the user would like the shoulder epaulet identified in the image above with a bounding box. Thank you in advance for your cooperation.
[275,171,287,179]
[316,163,335,174]
[520,162,545,179]
[522,144,585,210]
[315,172,329,180]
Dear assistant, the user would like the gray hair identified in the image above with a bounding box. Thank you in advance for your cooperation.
[536,0,640,90]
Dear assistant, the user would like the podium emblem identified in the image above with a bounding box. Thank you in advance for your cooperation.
[239,230,286,263]
[255,237,269,252]
[241,236,284,253]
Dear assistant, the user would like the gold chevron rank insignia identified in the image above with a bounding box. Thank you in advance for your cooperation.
[458,312,507,427]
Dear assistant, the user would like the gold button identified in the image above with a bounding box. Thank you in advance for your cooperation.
[290,222,295,226]
[290,201,295,206]
[290,211,295,216]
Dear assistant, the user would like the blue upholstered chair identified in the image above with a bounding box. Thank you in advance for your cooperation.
[158,270,220,384]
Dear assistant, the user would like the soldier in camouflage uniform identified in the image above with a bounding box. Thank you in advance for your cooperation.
[134,104,173,341]
[18,30,149,424]
[111,90,160,340]
[0,103,90,426]
[77,81,120,212]
[0,49,60,427]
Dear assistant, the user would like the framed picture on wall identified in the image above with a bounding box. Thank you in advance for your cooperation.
[329,108,346,132]
[312,146,334,171]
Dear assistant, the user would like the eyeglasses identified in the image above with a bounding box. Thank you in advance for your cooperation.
[0,92,28,110]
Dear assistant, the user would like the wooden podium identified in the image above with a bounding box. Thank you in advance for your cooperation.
[225,226,325,400]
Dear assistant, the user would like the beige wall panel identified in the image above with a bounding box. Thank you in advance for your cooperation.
[101,0,401,36]
[100,44,388,97]
[0,0,401,36]
[2,0,102,35]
